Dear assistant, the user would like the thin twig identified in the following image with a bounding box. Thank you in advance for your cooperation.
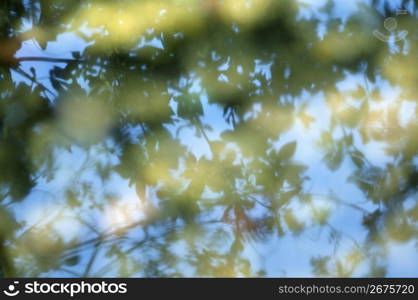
[17,57,83,63]
[12,66,56,97]
[82,240,102,277]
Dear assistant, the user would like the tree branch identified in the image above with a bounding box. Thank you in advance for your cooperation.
[12,66,56,97]
[17,57,83,63]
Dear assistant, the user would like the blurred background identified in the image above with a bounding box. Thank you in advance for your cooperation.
[0,0,418,277]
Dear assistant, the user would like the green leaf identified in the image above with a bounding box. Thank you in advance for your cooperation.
[64,255,80,266]
[284,209,304,234]
[323,140,343,171]
[351,84,366,99]
[277,141,297,162]
[349,150,365,168]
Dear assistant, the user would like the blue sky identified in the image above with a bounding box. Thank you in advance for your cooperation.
[8,0,418,277]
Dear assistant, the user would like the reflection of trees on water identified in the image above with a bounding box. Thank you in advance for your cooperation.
[0,0,418,277]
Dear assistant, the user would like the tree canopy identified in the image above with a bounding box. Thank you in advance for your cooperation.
[1,0,418,277]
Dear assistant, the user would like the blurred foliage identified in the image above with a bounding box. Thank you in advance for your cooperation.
[0,0,418,277]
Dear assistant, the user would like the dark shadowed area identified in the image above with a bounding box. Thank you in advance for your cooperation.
[0,0,418,277]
